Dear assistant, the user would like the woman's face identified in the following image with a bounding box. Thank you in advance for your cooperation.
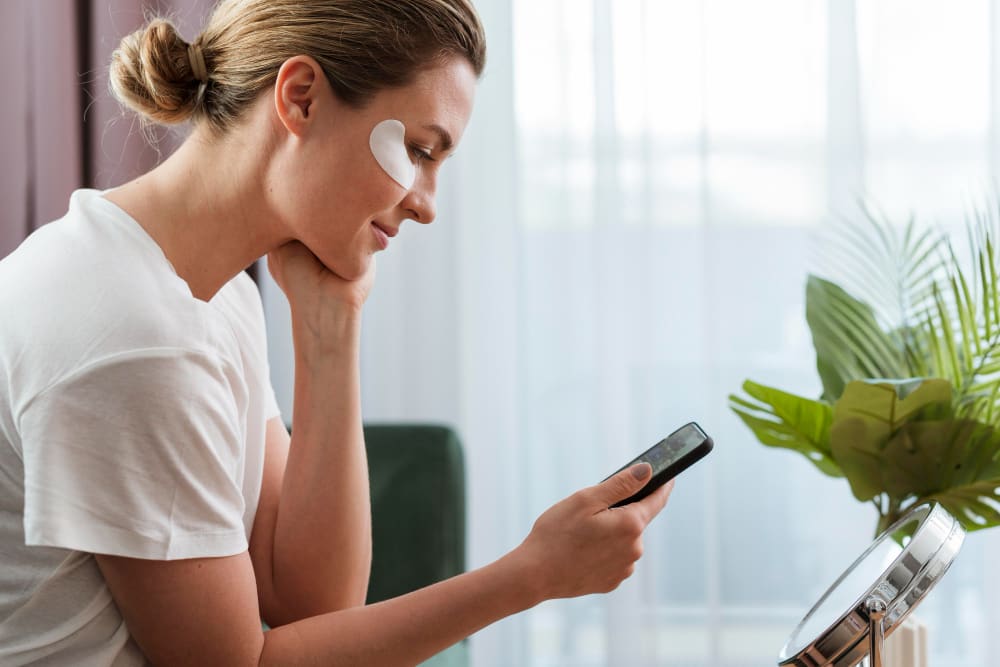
[274,56,478,281]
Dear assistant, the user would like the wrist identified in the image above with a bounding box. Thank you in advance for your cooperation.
[498,544,550,609]
[291,306,363,362]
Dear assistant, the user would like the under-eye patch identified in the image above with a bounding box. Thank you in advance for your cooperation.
[369,119,416,190]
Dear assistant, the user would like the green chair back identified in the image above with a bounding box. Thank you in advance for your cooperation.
[364,423,466,602]
[363,424,468,667]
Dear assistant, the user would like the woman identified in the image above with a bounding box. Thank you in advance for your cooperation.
[0,0,672,664]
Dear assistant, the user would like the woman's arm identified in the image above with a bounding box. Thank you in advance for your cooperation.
[252,311,372,624]
[97,466,672,666]
[249,242,375,624]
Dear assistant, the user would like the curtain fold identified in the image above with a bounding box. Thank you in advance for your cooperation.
[28,1,85,232]
[0,0,213,260]
[0,1,30,258]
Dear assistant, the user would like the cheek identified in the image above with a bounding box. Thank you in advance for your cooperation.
[278,141,406,233]
[344,164,408,221]
[329,183,394,229]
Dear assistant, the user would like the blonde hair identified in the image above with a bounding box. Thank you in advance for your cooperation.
[109,0,486,133]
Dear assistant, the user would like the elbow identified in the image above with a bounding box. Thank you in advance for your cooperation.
[318,539,371,611]
[266,554,372,626]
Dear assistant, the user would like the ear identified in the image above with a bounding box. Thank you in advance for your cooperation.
[273,56,328,137]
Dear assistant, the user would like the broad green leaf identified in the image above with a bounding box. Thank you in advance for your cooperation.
[890,379,952,422]
[831,379,950,428]
[926,477,1000,532]
[879,420,975,499]
[829,416,883,501]
[943,422,1000,487]
[728,380,840,477]
[829,380,953,502]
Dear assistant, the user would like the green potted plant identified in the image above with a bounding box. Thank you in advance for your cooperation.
[730,205,1000,537]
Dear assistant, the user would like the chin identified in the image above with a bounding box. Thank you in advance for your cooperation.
[323,254,372,282]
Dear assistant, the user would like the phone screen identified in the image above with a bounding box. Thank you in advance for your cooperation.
[608,422,712,507]
[633,424,708,475]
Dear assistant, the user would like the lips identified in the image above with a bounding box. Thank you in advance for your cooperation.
[371,221,395,250]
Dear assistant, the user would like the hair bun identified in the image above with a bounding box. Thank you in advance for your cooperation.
[109,18,206,125]
[106,0,486,136]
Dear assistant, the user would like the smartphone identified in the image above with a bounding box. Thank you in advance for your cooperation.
[605,422,713,508]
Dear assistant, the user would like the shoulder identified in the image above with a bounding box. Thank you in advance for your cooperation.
[0,190,228,400]
[0,189,192,317]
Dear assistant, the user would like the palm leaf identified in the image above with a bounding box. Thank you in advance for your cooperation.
[821,204,946,337]
[927,211,1000,419]
[806,276,906,401]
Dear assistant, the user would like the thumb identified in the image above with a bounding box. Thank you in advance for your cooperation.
[591,463,652,508]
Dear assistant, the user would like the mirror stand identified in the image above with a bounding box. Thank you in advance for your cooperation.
[864,597,886,667]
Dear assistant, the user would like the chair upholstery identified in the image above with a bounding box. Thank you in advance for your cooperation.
[363,423,468,666]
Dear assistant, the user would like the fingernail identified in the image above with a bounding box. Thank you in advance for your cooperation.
[631,463,651,480]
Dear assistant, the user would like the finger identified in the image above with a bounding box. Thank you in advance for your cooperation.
[266,246,282,273]
[268,241,327,285]
[630,478,674,525]
[588,463,653,509]
[274,240,313,264]
[266,241,304,279]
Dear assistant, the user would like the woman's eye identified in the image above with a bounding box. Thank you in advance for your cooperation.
[408,145,435,163]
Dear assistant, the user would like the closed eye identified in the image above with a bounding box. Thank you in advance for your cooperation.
[408,144,436,163]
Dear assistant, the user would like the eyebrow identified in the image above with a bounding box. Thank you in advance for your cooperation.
[423,124,454,153]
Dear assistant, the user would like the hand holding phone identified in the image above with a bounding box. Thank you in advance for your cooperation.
[604,422,713,508]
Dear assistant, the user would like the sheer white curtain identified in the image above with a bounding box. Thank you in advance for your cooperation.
[262,0,1000,664]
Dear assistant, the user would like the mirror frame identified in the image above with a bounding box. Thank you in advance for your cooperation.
[778,502,964,666]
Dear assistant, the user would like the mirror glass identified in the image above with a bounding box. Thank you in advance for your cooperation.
[782,519,913,657]
[778,503,963,666]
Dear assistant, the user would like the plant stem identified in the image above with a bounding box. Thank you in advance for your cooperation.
[876,499,903,538]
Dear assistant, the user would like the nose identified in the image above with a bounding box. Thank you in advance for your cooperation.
[401,171,437,224]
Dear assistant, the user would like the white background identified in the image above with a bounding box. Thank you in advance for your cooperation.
[262,1,1000,664]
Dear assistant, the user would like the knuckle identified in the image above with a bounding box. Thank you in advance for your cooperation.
[623,514,645,536]
[607,477,630,499]
[571,490,594,511]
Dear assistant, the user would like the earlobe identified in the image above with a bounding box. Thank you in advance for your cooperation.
[273,56,324,135]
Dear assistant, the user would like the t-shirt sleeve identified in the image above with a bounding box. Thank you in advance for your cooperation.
[19,349,250,560]
[229,272,282,423]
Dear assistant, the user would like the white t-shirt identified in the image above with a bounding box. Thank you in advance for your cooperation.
[0,189,281,665]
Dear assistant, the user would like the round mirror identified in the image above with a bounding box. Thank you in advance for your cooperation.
[778,502,964,666]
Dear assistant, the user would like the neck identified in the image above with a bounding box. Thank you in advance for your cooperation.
[104,115,286,301]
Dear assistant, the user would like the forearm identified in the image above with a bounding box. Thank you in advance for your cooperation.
[272,308,372,616]
[102,448,666,667]
[260,549,542,666]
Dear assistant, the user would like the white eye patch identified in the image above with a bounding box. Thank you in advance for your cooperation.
[369,119,416,191]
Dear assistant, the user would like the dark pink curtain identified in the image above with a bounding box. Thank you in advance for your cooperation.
[0,0,214,259]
